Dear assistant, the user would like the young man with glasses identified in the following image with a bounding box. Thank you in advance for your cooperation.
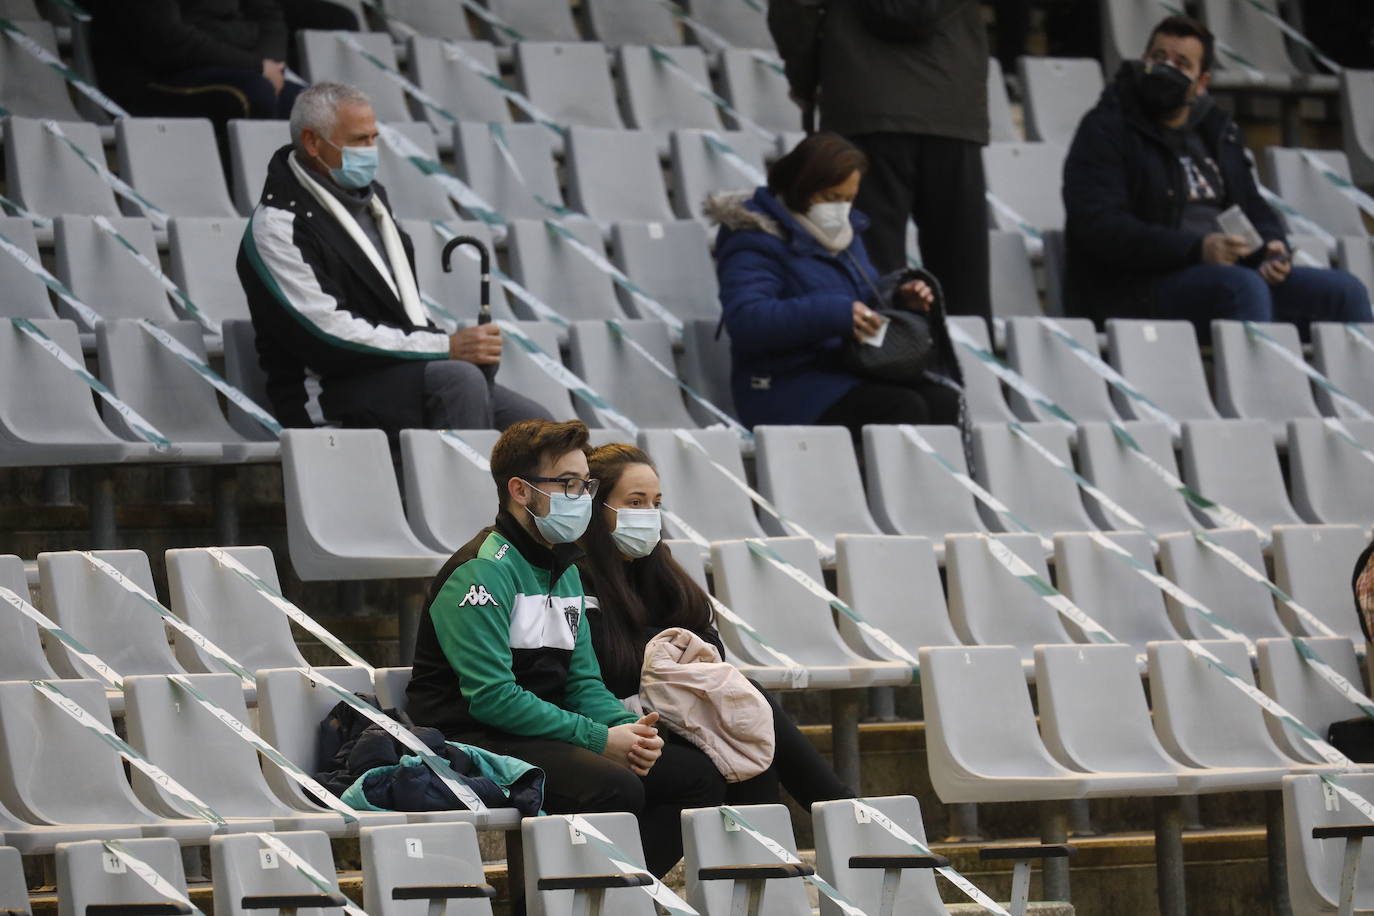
[407,419,725,878]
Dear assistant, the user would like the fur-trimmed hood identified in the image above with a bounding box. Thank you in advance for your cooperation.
[703,189,785,238]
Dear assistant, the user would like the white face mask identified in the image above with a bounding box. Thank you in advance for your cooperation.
[806,201,852,236]
[609,507,662,559]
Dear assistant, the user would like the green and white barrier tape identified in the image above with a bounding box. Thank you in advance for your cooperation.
[564,815,700,915]
[377,124,505,228]
[456,0,525,43]
[0,585,123,689]
[976,533,1120,644]
[11,317,172,450]
[1242,320,1374,421]
[0,230,103,328]
[647,45,778,145]
[91,216,218,333]
[101,840,207,916]
[707,595,810,688]
[431,221,569,326]
[1257,184,1337,249]
[495,318,640,436]
[337,32,456,124]
[437,429,492,471]
[438,38,565,135]
[1037,318,1181,437]
[135,321,282,436]
[0,191,53,229]
[0,18,129,118]
[660,505,709,549]
[487,122,574,217]
[542,219,685,336]
[701,130,769,186]
[252,833,368,916]
[1345,323,1374,357]
[1237,0,1343,73]
[1190,529,1341,638]
[984,192,1044,256]
[41,120,168,229]
[945,322,1074,427]
[203,548,373,671]
[718,805,870,916]
[1321,417,1374,470]
[1299,150,1374,220]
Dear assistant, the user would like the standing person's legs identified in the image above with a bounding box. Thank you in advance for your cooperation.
[1150,263,1273,340]
[491,384,554,430]
[1268,267,1373,336]
[849,133,918,276]
[910,136,991,320]
[422,360,494,428]
[637,735,727,877]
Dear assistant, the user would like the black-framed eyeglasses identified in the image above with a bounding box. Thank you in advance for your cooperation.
[524,476,600,499]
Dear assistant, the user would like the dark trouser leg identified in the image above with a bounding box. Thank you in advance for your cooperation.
[142,66,291,160]
[849,133,918,276]
[1150,263,1274,342]
[491,383,554,429]
[1269,266,1373,337]
[910,136,992,321]
[816,380,956,441]
[638,735,728,877]
[461,732,647,816]
[422,360,494,429]
[727,688,852,810]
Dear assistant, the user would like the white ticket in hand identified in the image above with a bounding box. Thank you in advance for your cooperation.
[1217,204,1263,254]
[859,315,891,348]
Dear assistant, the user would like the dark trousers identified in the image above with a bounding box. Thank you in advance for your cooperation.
[461,730,726,878]
[816,379,962,440]
[724,688,853,809]
[1151,264,1372,339]
[849,132,992,321]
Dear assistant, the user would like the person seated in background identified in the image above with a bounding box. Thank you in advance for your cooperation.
[707,132,964,439]
[578,442,854,808]
[406,420,725,879]
[237,82,548,434]
[1062,14,1371,335]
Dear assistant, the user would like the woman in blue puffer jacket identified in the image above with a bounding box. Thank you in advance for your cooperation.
[707,132,962,434]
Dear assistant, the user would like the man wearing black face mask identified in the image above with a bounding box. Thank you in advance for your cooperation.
[1062,15,1370,334]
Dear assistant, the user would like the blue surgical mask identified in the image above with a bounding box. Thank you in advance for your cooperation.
[323,138,378,189]
[523,481,594,544]
[610,507,662,559]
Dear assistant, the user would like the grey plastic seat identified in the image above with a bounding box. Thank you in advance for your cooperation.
[586,0,679,45]
[165,545,313,674]
[400,429,502,552]
[1181,419,1306,531]
[0,319,161,467]
[987,57,1019,142]
[407,38,507,131]
[719,48,795,134]
[566,126,676,224]
[1101,0,1159,73]
[485,0,580,43]
[1157,528,1291,640]
[378,122,462,221]
[568,320,697,429]
[679,319,739,426]
[95,320,274,462]
[610,220,720,322]
[1284,772,1374,915]
[1257,636,1367,766]
[371,667,412,714]
[669,129,769,221]
[1105,318,1222,422]
[0,679,216,844]
[812,796,947,916]
[493,321,581,421]
[972,422,1097,535]
[400,219,516,325]
[1213,320,1323,438]
[1265,147,1368,240]
[0,217,59,319]
[1271,524,1372,643]
[0,796,140,857]
[1289,419,1374,526]
[383,0,474,39]
[211,830,347,916]
[711,537,913,688]
[1018,57,1103,145]
[682,804,810,916]
[0,846,27,916]
[116,118,238,218]
[1311,321,1374,418]
[1076,420,1197,534]
[506,219,628,321]
[681,0,773,48]
[1036,643,1282,794]
[298,29,413,122]
[524,811,656,916]
[637,428,767,543]
[1343,70,1374,188]
[169,217,253,327]
[0,554,60,681]
[452,121,566,221]
[946,316,1017,422]
[222,318,278,441]
[982,142,1068,233]
[0,20,80,119]
[1054,531,1183,655]
[1005,317,1121,423]
[123,673,346,835]
[363,821,495,916]
[862,424,986,543]
[834,535,961,662]
[228,119,292,214]
[1148,639,1321,781]
[944,533,1076,667]
[617,45,723,141]
[989,230,1042,319]
[54,216,179,324]
[56,837,189,916]
[514,42,622,128]
[753,425,884,549]
[1200,0,1324,90]
[3,116,120,218]
[282,429,447,580]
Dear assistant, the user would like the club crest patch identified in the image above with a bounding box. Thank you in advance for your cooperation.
[459,584,500,607]
[563,603,581,635]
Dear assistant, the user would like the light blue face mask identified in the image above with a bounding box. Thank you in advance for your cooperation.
[610,507,662,559]
[523,481,594,544]
[323,138,379,189]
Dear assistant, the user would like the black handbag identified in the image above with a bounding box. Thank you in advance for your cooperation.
[840,262,943,384]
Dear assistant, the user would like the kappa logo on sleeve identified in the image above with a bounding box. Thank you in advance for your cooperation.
[459,584,501,607]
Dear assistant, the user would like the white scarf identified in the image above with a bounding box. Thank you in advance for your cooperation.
[288,152,427,327]
[790,208,854,254]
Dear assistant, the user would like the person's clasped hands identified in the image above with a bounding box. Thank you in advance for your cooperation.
[448,324,502,364]
[602,711,665,776]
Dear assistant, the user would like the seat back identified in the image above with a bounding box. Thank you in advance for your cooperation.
[1201,0,1300,77]
[617,45,722,136]
[946,316,1016,421]
[835,535,960,658]
[55,216,178,323]
[0,217,57,319]
[588,0,679,43]
[1006,317,1120,422]
[1265,147,1367,238]
[983,142,1068,232]
[987,57,1020,142]
[1342,71,1374,187]
[1076,420,1197,533]
[862,424,985,540]
[1054,531,1182,652]
[568,320,697,429]
[523,812,656,916]
[566,126,675,224]
[945,533,1074,663]
[362,822,494,916]
[3,116,119,218]
[1284,772,1374,915]
[165,545,310,672]
[679,319,738,426]
[1105,318,1220,421]
[1257,636,1366,764]
[506,218,627,321]
[0,19,79,119]
[1213,320,1322,434]
[682,0,772,48]
[719,48,794,134]
[1311,321,1374,418]
[383,0,474,39]
[298,29,412,121]
[228,119,292,214]
[1182,419,1304,530]
[452,121,566,221]
[1271,523,1371,642]
[669,128,769,221]
[1157,527,1291,639]
[1101,0,1159,72]
[972,422,1096,534]
[753,425,883,548]
[515,42,622,128]
[0,845,28,916]
[989,230,1042,319]
[682,804,809,916]
[56,838,187,916]
[116,118,238,218]
[485,0,580,42]
[812,796,945,916]
[222,318,278,441]
[495,320,581,421]
[407,38,505,131]
[0,554,57,679]
[1019,56,1103,144]
[638,428,767,542]
[372,667,412,714]
[400,429,502,552]
[1288,419,1374,526]
[611,220,720,322]
[211,831,344,916]
[255,667,376,810]
[377,122,461,222]
[169,216,253,326]
[399,218,515,324]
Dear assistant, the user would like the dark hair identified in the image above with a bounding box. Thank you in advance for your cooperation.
[1147,14,1214,73]
[580,443,715,682]
[767,131,869,213]
[489,419,590,509]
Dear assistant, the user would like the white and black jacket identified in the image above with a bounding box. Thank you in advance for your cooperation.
[237,144,448,429]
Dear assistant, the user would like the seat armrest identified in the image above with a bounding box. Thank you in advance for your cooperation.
[979,843,1077,861]
[391,884,497,900]
[849,854,949,870]
[240,894,348,909]
[87,904,193,916]
[697,863,814,881]
[1313,824,1374,840]
[536,873,654,891]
